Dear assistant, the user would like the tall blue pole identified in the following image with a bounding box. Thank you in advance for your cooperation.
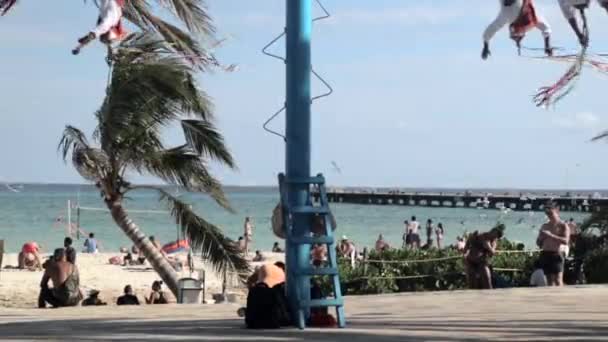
[285,0,312,322]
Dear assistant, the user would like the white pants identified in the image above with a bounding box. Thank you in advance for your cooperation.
[92,0,122,38]
[483,0,551,42]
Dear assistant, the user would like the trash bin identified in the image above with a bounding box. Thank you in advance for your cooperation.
[177,277,202,304]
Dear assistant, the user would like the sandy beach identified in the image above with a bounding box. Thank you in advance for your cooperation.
[0,251,284,308]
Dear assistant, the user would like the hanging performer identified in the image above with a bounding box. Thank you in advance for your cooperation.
[482,0,553,60]
[72,0,127,57]
[558,0,608,47]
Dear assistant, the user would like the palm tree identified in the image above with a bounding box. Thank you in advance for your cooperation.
[58,33,249,297]
[1,0,219,68]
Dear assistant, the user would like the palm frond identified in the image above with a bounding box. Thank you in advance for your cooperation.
[58,126,91,162]
[129,185,249,279]
[122,1,215,69]
[72,147,111,182]
[137,145,233,211]
[181,119,235,168]
[0,0,17,15]
[157,0,214,35]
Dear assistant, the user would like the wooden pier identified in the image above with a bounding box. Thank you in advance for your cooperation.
[313,190,607,212]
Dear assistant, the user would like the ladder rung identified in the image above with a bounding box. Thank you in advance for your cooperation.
[285,176,325,185]
[295,267,339,276]
[290,206,330,214]
[289,236,334,244]
[299,298,343,308]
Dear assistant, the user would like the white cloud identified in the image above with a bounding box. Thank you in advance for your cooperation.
[552,112,600,129]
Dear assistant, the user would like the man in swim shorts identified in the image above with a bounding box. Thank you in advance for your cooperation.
[536,202,570,286]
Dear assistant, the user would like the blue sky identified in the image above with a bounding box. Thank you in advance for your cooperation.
[0,0,607,189]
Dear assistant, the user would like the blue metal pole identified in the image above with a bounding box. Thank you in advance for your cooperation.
[285,0,312,324]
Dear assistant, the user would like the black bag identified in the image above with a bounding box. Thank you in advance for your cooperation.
[245,282,291,329]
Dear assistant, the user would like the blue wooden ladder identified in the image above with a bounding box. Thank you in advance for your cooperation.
[278,173,346,329]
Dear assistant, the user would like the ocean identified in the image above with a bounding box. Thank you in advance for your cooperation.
[0,184,592,253]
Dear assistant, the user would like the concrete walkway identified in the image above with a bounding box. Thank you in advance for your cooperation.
[1,286,607,341]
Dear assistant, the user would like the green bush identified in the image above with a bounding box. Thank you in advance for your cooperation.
[583,246,608,283]
[334,240,538,295]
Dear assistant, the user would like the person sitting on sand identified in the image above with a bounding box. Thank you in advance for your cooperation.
[84,233,98,254]
[243,262,290,329]
[64,237,77,264]
[146,280,168,304]
[117,285,140,305]
[272,242,284,253]
[375,234,390,252]
[463,224,505,290]
[252,250,265,262]
[82,289,107,306]
[19,241,43,271]
[38,248,83,308]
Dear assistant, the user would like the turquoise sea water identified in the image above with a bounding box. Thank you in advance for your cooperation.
[0,184,592,253]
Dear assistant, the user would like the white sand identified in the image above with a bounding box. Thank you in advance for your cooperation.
[0,251,284,308]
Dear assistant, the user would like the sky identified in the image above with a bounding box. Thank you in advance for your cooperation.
[1,0,608,189]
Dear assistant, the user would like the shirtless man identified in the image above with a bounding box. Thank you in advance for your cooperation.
[536,203,570,286]
[482,0,553,60]
[558,0,608,47]
[464,225,505,289]
[38,248,82,308]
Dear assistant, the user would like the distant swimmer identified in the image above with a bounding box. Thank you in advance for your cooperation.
[517,218,525,224]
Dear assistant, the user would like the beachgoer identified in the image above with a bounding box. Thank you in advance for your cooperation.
[84,233,98,254]
[456,236,466,252]
[402,220,410,249]
[567,217,579,240]
[375,234,390,252]
[536,203,570,286]
[237,236,246,253]
[146,280,169,304]
[426,219,434,246]
[117,285,140,305]
[482,0,552,60]
[252,250,265,262]
[19,241,42,270]
[436,223,445,249]
[530,260,547,287]
[408,216,421,249]
[72,0,127,56]
[64,237,76,264]
[82,289,107,306]
[244,263,290,329]
[558,0,608,47]
[272,242,284,253]
[38,248,83,308]
[311,243,327,267]
[463,224,505,289]
[338,236,356,268]
[244,217,254,254]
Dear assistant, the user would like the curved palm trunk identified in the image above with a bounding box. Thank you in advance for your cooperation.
[107,198,180,298]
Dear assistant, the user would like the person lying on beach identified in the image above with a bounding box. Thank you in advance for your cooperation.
[82,290,107,306]
[38,248,83,308]
[463,224,505,289]
[146,281,168,304]
[117,285,140,305]
[18,241,42,271]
